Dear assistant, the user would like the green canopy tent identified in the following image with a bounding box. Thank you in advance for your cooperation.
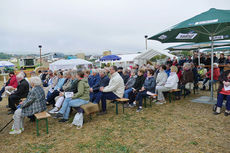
[202,46,230,52]
[149,8,230,101]
[167,41,230,65]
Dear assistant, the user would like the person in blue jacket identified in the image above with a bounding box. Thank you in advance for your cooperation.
[135,69,156,112]
[90,69,110,104]
[88,69,101,102]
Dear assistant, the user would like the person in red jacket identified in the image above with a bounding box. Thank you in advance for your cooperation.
[0,71,18,101]
[202,63,220,90]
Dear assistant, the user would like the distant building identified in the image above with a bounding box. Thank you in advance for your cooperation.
[76,53,85,59]
[41,52,65,62]
[103,51,111,56]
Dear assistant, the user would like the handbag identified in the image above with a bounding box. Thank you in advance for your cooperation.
[72,112,83,129]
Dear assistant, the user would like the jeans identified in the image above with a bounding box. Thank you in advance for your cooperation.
[217,93,230,111]
[101,92,119,112]
[124,88,132,98]
[59,98,89,119]
[135,90,148,107]
[90,91,102,104]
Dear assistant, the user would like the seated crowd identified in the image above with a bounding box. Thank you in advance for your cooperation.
[3,53,230,134]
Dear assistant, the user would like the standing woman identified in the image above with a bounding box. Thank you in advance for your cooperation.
[9,77,46,134]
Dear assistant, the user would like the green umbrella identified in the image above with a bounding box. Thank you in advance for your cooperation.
[149,8,230,100]
[202,46,230,52]
[167,41,230,51]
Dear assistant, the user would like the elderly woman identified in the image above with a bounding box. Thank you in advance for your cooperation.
[124,70,137,98]
[55,71,89,122]
[155,66,179,104]
[214,70,230,116]
[9,77,46,134]
[49,70,79,114]
[135,69,156,112]
[180,63,194,96]
[155,65,168,88]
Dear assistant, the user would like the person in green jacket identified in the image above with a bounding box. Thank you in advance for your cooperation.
[55,71,89,122]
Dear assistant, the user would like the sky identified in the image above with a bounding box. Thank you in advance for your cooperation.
[0,0,230,55]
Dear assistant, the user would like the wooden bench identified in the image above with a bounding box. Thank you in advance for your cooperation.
[143,94,157,108]
[80,102,100,120]
[114,98,129,115]
[167,89,181,103]
[34,111,51,136]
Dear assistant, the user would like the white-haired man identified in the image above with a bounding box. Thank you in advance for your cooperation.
[8,72,29,114]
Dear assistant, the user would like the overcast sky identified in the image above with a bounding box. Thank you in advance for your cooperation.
[0,0,230,55]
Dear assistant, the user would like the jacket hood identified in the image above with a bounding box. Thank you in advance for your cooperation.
[81,77,88,83]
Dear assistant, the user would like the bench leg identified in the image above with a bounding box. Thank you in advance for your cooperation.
[115,101,118,115]
[36,119,39,136]
[144,98,147,108]
[150,97,152,107]
[45,118,48,134]
[89,114,92,120]
[122,103,125,114]
[169,93,171,103]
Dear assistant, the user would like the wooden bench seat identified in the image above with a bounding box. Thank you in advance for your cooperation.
[34,111,51,136]
[114,98,129,115]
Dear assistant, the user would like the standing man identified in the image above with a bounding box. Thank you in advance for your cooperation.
[99,66,125,115]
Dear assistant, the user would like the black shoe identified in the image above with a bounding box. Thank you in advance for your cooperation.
[8,110,15,115]
[0,97,2,102]
[224,111,230,116]
[97,111,107,115]
[54,113,63,119]
[213,112,221,115]
[58,119,68,122]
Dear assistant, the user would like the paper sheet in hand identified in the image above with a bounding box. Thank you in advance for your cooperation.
[49,88,54,93]
[65,92,74,98]
[147,91,156,96]
[224,85,230,91]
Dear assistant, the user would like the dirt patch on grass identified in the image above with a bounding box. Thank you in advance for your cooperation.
[0,89,230,153]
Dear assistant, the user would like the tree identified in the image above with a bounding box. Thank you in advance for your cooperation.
[150,55,166,62]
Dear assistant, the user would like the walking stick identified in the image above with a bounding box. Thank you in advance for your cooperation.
[0,119,13,133]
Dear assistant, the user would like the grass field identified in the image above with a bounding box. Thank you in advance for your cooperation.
[0,87,230,153]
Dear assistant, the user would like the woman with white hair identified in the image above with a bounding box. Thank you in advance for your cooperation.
[9,76,46,134]
[202,63,220,90]
[8,72,29,114]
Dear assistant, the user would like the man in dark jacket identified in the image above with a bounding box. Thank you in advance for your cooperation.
[90,69,110,104]
[89,69,101,103]
[8,72,29,114]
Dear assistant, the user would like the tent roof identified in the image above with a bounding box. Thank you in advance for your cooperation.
[0,61,15,67]
[134,49,176,60]
[202,46,230,52]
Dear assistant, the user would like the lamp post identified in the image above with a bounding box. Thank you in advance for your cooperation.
[144,35,148,50]
[38,45,42,66]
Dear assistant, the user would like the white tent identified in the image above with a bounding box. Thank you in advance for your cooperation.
[0,61,15,67]
[49,59,92,71]
[134,49,176,65]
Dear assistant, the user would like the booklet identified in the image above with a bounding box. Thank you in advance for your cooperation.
[224,85,230,91]
[65,92,74,98]
[146,91,157,97]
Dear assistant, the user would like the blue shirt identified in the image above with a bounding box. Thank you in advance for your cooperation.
[54,78,66,90]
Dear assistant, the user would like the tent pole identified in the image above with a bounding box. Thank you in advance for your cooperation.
[198,47,200,66]
[211,34,214,101]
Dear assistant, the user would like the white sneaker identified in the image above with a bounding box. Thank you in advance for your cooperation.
[49,107,59,114]
[9,129,22,135]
